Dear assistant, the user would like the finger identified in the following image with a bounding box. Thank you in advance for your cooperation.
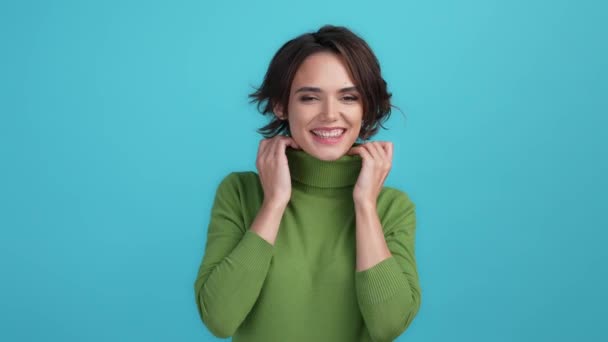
[375,141,390,163]
[374,141,389,160]
[268,136,282,162]
[285,136,300,150]
[374,141,392,168]
[364,142,383,162]
[376,142,392,171]
[264,136,282,162]
[384,142,393,162]
[258,139,270,159]
[346,146,361,155]
[272,136,295,160]
[353,144,372,161]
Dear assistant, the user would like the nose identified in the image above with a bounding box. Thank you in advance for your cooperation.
[320,97,339,121]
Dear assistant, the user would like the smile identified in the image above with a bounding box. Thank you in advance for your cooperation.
[310,129,346,145]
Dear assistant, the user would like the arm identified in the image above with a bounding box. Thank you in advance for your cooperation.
[193,172,282,338]
[354,191,421,342]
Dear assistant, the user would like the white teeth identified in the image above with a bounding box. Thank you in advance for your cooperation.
[311,129,345,138]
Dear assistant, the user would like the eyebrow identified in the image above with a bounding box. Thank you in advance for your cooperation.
[294,86,359,94]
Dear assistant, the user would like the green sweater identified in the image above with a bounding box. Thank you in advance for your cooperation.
[194,147,421,341]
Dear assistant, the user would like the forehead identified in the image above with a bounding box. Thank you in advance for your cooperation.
[291,52,356,90]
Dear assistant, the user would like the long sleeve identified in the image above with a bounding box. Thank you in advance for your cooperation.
[193,172,275,338]
[355,191,421,342]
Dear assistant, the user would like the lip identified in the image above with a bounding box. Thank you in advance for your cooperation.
[310,128,346,145]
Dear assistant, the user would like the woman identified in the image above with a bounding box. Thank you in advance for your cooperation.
[194,25,421,342]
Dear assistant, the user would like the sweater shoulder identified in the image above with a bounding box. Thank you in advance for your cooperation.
[377,186,416,233]
[379,185,414,207]
[231,171,263,190]
[218,171,261,188]
[216,171,264,211]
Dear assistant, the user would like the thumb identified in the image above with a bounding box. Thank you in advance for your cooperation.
[288,138,300,149]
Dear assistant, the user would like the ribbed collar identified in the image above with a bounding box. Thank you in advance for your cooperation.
[285,144,363,189]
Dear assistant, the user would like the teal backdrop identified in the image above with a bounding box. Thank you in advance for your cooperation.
[1,0,606,341]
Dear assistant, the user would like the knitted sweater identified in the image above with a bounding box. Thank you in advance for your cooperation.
[194,146,421,342]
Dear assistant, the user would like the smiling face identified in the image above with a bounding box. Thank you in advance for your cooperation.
[274,52,364,161]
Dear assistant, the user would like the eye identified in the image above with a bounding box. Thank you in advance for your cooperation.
[300,96,317,102]
[343,95,359,102]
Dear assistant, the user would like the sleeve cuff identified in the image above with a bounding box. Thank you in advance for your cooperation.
[355,256,407,305]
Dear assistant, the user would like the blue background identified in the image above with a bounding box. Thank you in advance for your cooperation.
[1,0,606,341]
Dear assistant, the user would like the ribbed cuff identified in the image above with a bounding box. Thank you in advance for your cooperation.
[228,230,275,273]
[355,256,407,305]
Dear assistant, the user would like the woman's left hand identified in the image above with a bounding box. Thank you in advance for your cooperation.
[346,141,393,205]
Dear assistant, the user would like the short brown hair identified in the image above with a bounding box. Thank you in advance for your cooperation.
[248,24,399,141]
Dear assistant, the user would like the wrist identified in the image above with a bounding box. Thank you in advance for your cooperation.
[263,198,288,211]
[354,198,376,211]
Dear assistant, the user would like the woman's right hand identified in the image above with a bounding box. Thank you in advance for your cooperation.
[256,135,301,208]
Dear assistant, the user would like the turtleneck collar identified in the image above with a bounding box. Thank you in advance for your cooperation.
[285,144,363,189]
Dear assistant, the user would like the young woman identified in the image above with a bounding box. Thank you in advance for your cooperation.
[194,24,421,342]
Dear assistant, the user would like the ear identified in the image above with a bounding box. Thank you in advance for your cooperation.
[273,103,285,120]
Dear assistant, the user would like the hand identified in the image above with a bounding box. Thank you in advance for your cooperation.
[256,135,301,208]
[346,141,393,205]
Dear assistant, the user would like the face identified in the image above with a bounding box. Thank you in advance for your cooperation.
[274,52,364,161]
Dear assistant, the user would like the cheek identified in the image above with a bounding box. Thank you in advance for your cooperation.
[347,109,364,126]
[284,112,305,133]
[288,105,316,125]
